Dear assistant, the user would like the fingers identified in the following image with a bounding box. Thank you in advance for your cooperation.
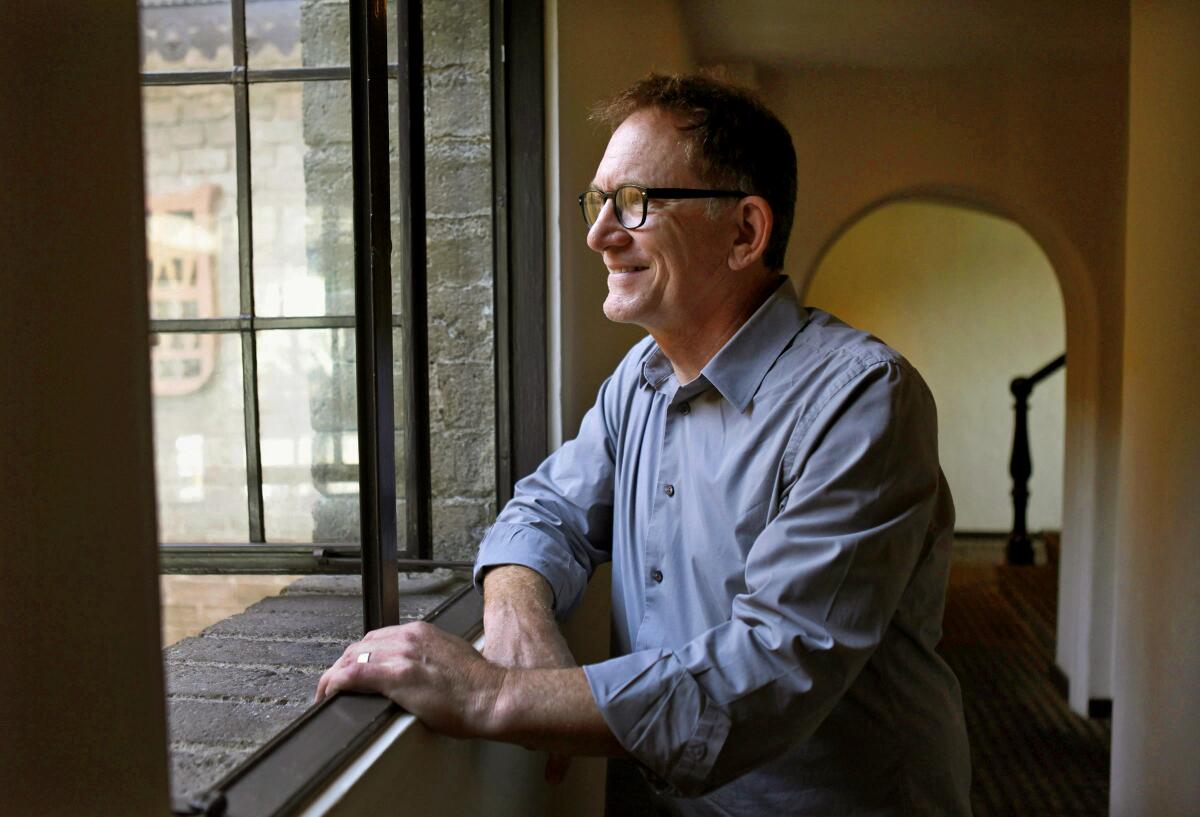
[316,638,375,703]
[313,622,487,708]
[315,652,388,703]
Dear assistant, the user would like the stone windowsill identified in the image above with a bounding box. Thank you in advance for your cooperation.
[163,570,471,802]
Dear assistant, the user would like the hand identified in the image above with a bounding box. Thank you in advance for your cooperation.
[482,566,576,783]
[314,621,505,740]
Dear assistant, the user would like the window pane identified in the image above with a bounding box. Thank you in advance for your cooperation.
[419,0,497,560]
[162,573,360,802]
[248,0,349,70]
[251,81,354,317]
[257,328,360,541]
[392,328,409,550]
[139,0,233,73]
[161,575,304,648]
[153,333,250,542]
[143,85,241,319]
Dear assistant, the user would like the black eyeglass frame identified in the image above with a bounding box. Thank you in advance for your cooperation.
[578,185,748,229]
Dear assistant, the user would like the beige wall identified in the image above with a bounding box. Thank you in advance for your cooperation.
[808,200,1066,532]
[549,1,1128,709]
[0,4,169,815]
[756,42,1128,709]
[551,0,696,440]
[1111,2,1200,814]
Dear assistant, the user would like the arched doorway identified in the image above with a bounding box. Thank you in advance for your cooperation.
[804,199,1113,813]
[805,199,1066,539]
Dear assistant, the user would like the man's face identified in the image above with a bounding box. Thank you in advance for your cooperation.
[587,108,737,334]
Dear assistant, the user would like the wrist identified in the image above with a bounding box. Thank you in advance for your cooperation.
[476,665,517,741]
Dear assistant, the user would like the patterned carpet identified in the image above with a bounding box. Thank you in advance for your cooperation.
[938,538,1111,816]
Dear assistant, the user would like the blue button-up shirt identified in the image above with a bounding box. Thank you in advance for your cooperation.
[475,280,971,815]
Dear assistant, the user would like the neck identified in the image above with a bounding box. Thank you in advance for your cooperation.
[651,273,781,384]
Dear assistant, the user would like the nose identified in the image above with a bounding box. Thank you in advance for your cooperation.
[585,198,631,254]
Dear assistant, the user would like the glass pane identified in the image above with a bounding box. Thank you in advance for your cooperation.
[392,328,409,551]
[152,333,250,542]
[161,575,305,648]
[251,81,354,317]
[257,328,360,541]
[248,0,349,70]
[139,0,233,73]
[162,572,359,803]
[143,85,241,319]
[420,0,496,561]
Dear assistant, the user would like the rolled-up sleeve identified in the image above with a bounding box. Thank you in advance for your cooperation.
[474,371,626,618]
[583,359,945,795]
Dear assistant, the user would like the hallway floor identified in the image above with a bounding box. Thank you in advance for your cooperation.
[939,537,1111,817]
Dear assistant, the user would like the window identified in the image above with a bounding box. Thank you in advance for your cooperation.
[139,0,546,811]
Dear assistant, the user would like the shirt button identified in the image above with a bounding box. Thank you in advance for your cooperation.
[651,568,664,583]
[663,484,675,497]
[678,402,690,415]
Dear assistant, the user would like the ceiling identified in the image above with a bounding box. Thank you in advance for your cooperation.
[680,0,1127,72]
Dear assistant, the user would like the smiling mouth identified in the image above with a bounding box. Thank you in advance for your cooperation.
[608,265,649,274]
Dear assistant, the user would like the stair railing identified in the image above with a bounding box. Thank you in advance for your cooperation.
[1007,353,1066,565]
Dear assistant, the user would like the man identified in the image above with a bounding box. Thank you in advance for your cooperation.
[317,73,972,815]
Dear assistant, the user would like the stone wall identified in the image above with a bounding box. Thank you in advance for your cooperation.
[142,0,496,564]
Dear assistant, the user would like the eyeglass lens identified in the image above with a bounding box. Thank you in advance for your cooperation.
[582,186,646,229]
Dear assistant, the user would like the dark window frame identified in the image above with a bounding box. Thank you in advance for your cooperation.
[151,0,546,813]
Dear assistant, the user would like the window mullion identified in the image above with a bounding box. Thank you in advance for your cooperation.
[231,0,266,543]
[490,0,513,506]
[351,0,402,631]
[394,0,433,562]
[493,0,549,502]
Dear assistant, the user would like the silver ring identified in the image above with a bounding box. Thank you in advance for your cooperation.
[357,651,371,664]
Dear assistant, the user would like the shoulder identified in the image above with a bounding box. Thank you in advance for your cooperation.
[766,308,934,434]
[766,308,916,393]
[792,308,904,370]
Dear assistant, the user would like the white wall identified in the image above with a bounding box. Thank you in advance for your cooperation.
[0,3,170,815]
[808,201,1065,532]
[1111,2,1200,814]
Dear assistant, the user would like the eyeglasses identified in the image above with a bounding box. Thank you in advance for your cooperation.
[578,184,748,230]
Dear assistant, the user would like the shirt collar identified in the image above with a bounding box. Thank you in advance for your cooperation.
[641,277,810,412]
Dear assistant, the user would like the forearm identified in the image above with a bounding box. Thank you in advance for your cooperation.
[483,564,555,623]
[484,666,626,758]
[481,565,571,666]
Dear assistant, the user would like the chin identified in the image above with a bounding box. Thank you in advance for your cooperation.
[602,294,648,326]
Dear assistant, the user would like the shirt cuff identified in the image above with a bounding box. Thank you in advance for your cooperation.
[473,522,591,618]
[584,649,730,797]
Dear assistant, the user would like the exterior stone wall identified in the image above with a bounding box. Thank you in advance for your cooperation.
[142,0,496,564]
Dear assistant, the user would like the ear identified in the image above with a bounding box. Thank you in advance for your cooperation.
[727,195,773,271]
